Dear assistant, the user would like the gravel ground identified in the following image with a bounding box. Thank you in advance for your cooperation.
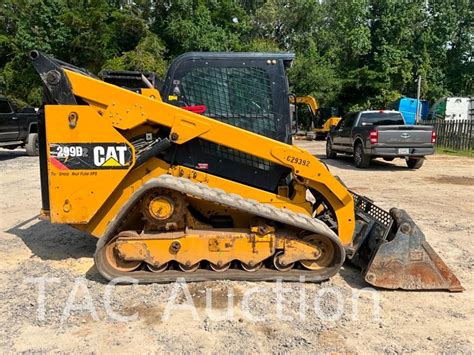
[0,142,473,353]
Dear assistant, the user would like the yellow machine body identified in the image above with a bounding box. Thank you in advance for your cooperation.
[31,51,463,291]
[48,69,355,244]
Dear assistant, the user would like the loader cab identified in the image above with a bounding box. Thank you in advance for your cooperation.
[160,52,295,193]
[162,52,295,144]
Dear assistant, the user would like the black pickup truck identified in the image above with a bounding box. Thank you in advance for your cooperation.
[0,97,39,156]
[326,110,435,169]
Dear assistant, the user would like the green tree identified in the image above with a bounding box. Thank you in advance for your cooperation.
[150,0,249,55]
[101,33,167,76]
[0,0,71,105]
[288,39,342,106]
[0,0,471,109]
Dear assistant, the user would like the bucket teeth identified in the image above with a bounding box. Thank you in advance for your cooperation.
[364,208,464,292]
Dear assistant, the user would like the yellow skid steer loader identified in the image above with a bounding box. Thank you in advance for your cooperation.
[30,50,462,291]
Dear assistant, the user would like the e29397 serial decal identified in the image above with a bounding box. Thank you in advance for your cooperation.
[50,143,133,170]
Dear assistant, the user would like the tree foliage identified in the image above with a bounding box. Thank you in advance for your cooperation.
[1,0,472,109]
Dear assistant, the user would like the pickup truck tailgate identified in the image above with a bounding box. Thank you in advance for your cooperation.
[376,125,433,146]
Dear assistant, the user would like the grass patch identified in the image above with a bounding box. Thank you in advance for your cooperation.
[436,147,474,158]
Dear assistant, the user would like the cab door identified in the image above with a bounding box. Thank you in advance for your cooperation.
[0,100,19,141]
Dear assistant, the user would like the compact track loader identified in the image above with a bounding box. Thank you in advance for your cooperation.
[30,50,463,291]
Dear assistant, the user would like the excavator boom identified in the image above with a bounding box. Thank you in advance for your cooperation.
[291,95,341,138]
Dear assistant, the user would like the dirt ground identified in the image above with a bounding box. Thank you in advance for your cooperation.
[0,142,473,354]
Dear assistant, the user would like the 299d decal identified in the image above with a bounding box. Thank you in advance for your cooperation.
[50,143,133,170]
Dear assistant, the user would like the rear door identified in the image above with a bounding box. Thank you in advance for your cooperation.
[0,100,19,141]
[339,112,357,150]
[331,115,346,148]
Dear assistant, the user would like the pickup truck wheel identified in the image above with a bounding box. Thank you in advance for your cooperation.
[406,157,424,169]
[25,133,39,156]
[326,140,337,159]
[354,143,371,168]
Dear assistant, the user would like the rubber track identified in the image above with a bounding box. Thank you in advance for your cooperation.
[95,174,346,283]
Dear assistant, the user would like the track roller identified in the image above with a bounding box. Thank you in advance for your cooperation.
[179,262,200,272]
[209,262,231,272]
[241,261,263,272]
[273,251,295,271]
[146,262,168,273]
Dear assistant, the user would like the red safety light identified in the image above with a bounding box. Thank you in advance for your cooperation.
[370,130,379,144]
[431,130,437,144]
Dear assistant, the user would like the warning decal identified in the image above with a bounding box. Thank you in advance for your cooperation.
[49,143,133,170]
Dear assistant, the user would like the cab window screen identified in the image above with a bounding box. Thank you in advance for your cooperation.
[180,67,276,136]
[360,112,405,125]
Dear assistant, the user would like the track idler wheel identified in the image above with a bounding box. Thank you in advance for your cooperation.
[300,235,335,270]
[104,238,141,272]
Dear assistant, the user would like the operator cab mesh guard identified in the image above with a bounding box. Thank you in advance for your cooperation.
[161,52,295,193]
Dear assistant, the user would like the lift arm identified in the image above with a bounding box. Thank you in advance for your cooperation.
[65,69,355,244]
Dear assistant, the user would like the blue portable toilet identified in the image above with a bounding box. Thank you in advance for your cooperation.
[420,101,429,120]
[390,98,429,125]
[398,98,418,125]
